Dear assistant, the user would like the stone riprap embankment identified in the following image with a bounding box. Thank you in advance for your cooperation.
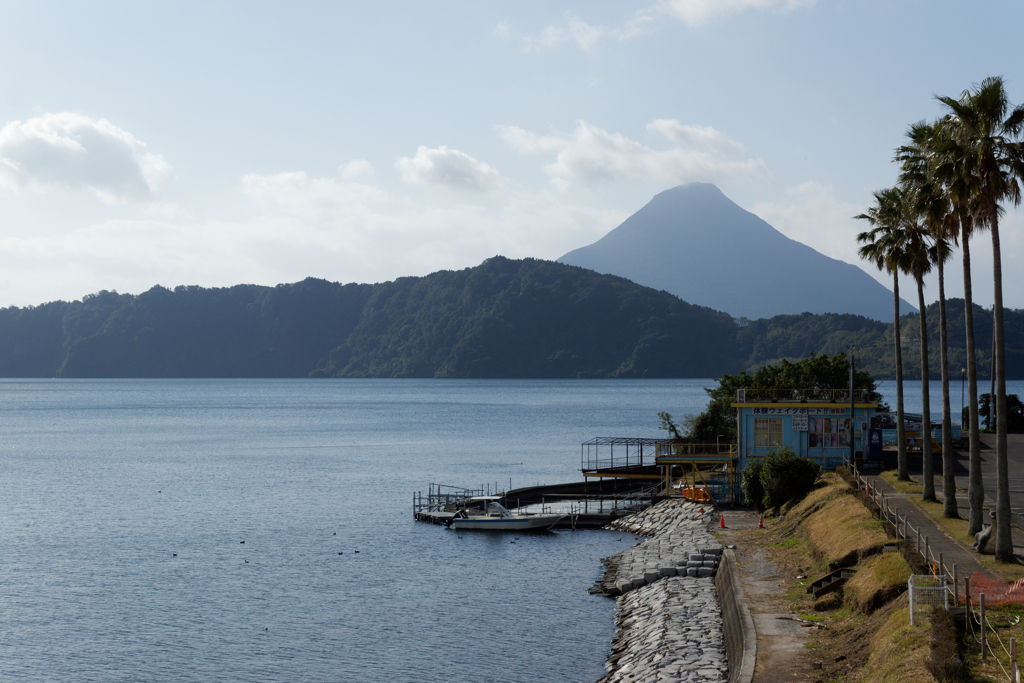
[601,500,721,596]
[598,500,727,683]
[599,577,727,683]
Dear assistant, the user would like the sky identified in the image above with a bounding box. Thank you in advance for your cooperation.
[0,0,1022,312]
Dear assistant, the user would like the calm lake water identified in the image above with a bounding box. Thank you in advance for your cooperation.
[875,379,1024,422]
[0,379,716,683]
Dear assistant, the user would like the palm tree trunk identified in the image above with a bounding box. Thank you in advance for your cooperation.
[919,282,936,501]
[937,245,957,517]
[992,212,1012,561]
[895,273,908,480]
[964,220,984,535]
[991,323,996,429]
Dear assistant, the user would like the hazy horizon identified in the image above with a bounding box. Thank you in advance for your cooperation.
[0,1,1021,310]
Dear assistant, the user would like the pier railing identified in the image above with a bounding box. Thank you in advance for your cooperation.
[737,388,872,403]
[412,483,499,517]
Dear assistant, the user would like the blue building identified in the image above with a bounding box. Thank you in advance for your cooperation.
[731,391,878,472]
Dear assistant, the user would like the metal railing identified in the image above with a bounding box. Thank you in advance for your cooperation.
[844,455,1018,680]
[738,388,871,403]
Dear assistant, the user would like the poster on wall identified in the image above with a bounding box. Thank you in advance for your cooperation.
[792,409,808,431]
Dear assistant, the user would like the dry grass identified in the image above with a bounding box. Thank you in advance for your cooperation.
[858,599,935,683]
[789,472,848,517]
[804,493,888,568]
[844,552,911,614]
[962,604,1024,681]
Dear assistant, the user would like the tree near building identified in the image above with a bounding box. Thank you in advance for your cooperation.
[695,353,887,443]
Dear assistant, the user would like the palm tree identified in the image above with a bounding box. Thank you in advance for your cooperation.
[897,120,958,517]
[937,76,1024,561]
[856,188,912,481]
[899,207,939,503]
[933,118,987,534]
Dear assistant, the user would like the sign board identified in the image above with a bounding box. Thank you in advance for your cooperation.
[792,409,808,431]
[737,389,745,403]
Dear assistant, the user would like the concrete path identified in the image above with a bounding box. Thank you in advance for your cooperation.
[857,471,990,583]
[718,512,812,683]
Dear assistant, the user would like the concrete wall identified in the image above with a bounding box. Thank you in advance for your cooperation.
[715,549,756,683]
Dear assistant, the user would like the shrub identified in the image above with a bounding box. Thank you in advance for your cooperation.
[759,446,819,511]
[741,457,765,511]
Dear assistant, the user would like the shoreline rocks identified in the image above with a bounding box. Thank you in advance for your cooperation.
[598,500,727,682]
[600,500,721,596]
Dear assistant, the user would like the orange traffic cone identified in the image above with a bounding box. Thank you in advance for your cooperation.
[758,513,764,529]
[720,514,726,529]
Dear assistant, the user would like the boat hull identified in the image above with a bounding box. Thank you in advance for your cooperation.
[450,514,566,531]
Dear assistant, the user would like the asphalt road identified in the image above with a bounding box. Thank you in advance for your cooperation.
[953,433,1024,523]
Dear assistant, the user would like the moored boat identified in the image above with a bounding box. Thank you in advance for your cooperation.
[447,496,566,531]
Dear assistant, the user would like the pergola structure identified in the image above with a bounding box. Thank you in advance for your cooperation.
[580,437,738,504]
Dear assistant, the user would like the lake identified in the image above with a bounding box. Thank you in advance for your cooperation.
[0,378,715,683]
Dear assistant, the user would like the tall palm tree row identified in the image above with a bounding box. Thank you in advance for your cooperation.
[897,120,958,517]
[935,77,1024,561]
[869,77,1024,559]
[856,189,912,481]
[932,116,987,533]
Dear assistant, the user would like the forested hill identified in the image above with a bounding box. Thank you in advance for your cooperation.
[0,257,1021,379]
[0,257,738,378]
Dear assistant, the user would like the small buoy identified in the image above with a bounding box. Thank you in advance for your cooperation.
[158,490,161,493]
[354,550,359,553]
[244,560,249,563]
[172,553,177,557]
[333,532,336,535]
[264,627,268,631]
[338,552,343,555]
[240,541,245,544]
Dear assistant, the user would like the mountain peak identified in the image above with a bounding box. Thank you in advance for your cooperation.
[558,184,914,321]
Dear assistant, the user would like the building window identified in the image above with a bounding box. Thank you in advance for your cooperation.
[754,417,784,447]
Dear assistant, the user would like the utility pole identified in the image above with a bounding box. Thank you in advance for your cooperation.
[850,349,857,466]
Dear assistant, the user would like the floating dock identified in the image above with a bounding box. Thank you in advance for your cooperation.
[413,480,659,529]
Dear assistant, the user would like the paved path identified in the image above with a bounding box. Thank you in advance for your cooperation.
[718,512,812,683]
[855,471,990,583]
[954,433,1024,531]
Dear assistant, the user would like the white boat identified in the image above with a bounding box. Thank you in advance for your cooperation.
[447,496,566,531]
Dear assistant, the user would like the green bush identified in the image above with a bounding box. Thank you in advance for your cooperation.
[741,457,765,511]
[759,446,819,510]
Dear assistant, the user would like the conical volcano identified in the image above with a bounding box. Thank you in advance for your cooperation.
[558,183,914,320]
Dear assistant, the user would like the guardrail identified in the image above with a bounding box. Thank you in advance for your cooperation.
[738,388,871,403]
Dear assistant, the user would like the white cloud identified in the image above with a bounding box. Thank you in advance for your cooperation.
[657,0,816,28]
[242,171,387,223]
[647,119,745,156]
[520,0,810,52]
[340,159,374,179]
[0,112,171,204]
[396,145,502,191]
[752,181,860,263]
[521,12,653,53]
[500,120,770,191]
[497,126,569,154]
[0,174,628,306]
[493,20,509,38]
[749,182,1024,308]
